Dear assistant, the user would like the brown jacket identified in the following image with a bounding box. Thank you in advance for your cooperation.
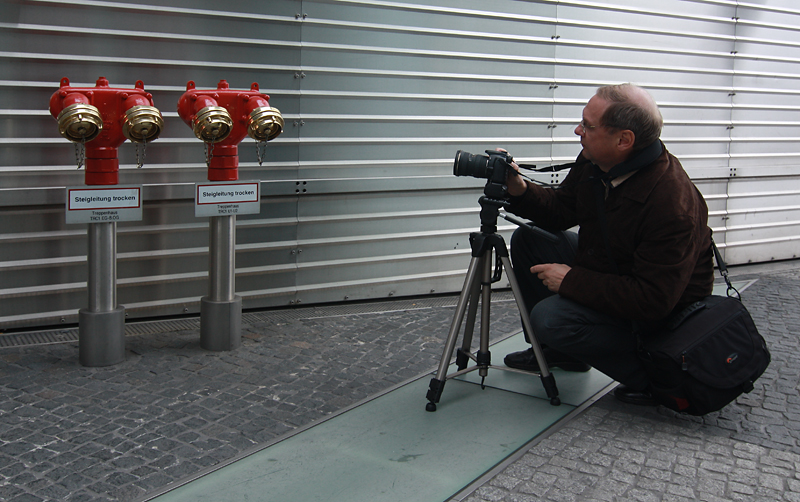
[508,144,714,321]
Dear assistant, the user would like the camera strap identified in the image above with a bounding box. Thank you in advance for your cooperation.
[525,161,577,172]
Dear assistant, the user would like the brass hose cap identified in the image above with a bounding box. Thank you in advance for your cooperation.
[193,106,232,143]
[123,105,165,143]
[56,103,103,143]
[248,107,284,141]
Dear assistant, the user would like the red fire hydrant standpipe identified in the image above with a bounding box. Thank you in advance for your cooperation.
[177,80,283,181]
[177,80,283,351]
[50,77,164,185]
[49,77,164,366]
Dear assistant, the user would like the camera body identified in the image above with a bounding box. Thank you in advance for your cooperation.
[453,149,514,200]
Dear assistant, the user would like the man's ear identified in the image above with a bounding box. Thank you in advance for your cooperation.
[617,130,635,151]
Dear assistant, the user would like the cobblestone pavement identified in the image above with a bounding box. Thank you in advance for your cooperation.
[1,266,798,502]
[462,267,800,502]
[0,294,521,502]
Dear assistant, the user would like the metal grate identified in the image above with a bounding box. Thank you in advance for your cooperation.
[0,292,515,349]
[0,329,80,348]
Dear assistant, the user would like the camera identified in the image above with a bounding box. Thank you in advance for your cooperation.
[453,149,514,200]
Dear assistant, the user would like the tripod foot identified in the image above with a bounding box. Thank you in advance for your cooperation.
[425,377,445,412]
[540,373,561,406]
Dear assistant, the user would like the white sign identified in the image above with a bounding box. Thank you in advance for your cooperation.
[195,181,261,217]
[66,186,143,224]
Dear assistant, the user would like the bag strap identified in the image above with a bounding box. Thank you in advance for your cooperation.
[711,239,741,300]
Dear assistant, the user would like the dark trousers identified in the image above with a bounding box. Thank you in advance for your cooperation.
[509,227,650,390]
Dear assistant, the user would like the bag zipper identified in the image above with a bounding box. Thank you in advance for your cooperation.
[671,307,743,365]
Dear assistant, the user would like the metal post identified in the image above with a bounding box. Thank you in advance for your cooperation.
[78,222,126,366]
[200,214,241,351]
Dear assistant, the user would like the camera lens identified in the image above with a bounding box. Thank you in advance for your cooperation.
[453,150,489,178]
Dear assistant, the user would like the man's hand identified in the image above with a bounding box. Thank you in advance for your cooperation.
[496,148,527,197]
[531,263,571,293]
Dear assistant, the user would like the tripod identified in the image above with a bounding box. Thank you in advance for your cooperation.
[425,195,561,411]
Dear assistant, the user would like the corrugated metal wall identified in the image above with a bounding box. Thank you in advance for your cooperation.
[2,0,799,330]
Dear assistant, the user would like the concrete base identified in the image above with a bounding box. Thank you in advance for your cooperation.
[200,296,242,351]
[78,306,126,367]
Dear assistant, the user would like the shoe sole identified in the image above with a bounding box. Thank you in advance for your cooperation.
[504,361,591,373]
[614,396,658,406]
[613,389,658,406]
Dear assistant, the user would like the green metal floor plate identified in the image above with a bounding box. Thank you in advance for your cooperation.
[145,285,762,502]
[148,374,582,502]
[145,326,620,502]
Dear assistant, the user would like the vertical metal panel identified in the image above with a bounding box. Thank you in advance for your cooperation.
[725,2,800,262]
[551,1,738,164]
[729,3,800,170]
[296,0,559,168]
[2,0,800,330]
[291,0,558,307]
[0,0,303,328]
[549,0,800,266]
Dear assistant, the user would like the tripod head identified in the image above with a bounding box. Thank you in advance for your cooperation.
[478,196,506,234]
[477,196,559,244]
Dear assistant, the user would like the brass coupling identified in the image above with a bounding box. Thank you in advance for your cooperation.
[248,106,284,142]
[193,106,233,143]
[56,103,103,143]
[122,105,165,143]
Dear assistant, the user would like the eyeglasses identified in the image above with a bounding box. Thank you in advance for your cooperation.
[577,119,599,134]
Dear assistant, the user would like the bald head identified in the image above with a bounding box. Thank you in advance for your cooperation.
[596,83,663,150]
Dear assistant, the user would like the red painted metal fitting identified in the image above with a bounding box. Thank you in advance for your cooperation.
[177,80,283,181]
[49,77,164,185]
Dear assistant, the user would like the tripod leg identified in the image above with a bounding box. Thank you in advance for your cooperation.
[501,256,561,406]
[476,249,493,385]
[426,256,482,411]
[457,261,483,370]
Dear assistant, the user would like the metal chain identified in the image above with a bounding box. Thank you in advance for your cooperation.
[204,131,219,168]
[74,135,86,169]
[205,142,213,167]
[256,139,267,166]
[135,140,147,168]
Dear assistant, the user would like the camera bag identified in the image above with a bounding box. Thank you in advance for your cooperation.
[636,243,770,416]
[590,171,770,416]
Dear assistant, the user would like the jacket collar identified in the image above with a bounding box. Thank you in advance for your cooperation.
[597,139,663,183]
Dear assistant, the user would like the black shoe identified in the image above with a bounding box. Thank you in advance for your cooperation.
[613,385,658,406]
[503,347,591,373]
